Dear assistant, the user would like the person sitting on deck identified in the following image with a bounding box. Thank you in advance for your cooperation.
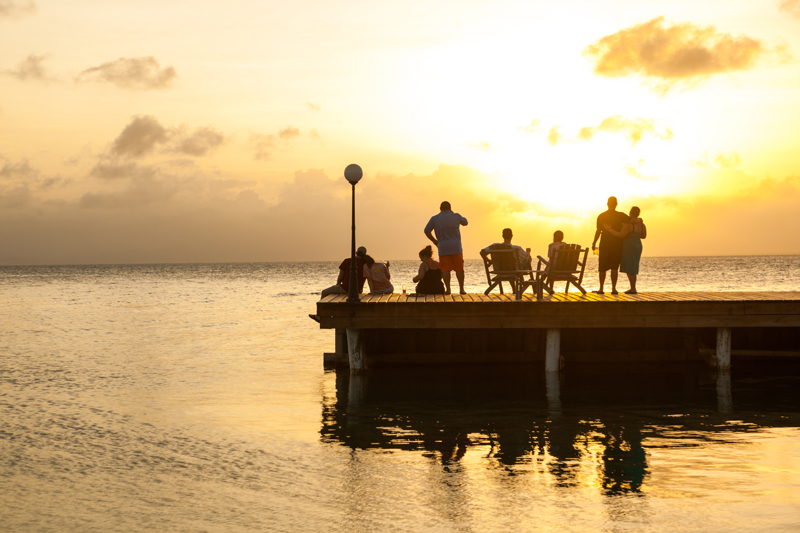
[480,228,530,269]
[412,245,446,295]
[540,230,565,286]
[363,254,394,295]
[320,246,367,298]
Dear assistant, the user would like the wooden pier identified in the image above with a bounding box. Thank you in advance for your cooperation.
[315,292,800,372]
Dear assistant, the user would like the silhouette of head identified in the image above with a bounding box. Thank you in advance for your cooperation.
[362,254,375,267]
[356,246,367,256]
[502,228,513,240]
[630,206,641,218]
[440,201,451,211]
[553,230,564,242]
[419,245,433,259]
[607,196,618,209]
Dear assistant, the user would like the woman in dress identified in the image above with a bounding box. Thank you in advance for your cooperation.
[412,245,445,295]
[604,206,647,294]
[362,254,394,295]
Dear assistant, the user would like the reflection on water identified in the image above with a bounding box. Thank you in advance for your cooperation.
[322,364,800,501]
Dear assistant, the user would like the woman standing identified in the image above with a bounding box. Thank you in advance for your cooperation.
[362,255,394,295]
[412,245,445,295]
[604,206,647,294]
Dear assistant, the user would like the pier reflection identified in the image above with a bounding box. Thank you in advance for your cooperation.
[321,363,800,496]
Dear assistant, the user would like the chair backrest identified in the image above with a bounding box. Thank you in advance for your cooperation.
[487,246,519,273]
[553,243,581,272]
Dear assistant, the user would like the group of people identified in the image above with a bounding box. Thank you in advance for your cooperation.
[320,197,646,297]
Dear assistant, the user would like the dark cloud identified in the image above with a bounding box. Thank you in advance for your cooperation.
[780,0,800,18]
[0,185,32,208]
[252,126,301,161]
[111,116,169,158]
[77,56,177,90]
[109,116,223,158]
[584,17,766,92]
[80,165,182,209]
[5,54,54,83]
[0,158,37,179]
[0,0,35,18]
[90,161,158,181]
[173,127,225,157]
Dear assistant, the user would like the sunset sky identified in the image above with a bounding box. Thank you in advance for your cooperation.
[1,0,799,264]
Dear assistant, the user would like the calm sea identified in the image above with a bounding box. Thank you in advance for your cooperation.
[2,257,800,532]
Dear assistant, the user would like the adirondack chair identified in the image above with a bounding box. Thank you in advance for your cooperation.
[535,243,589,295]
[481,245,526,296]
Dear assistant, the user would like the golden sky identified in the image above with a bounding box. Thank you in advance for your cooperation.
[1,0,799,264]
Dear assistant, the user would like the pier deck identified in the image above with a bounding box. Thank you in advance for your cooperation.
[315,292,800,370]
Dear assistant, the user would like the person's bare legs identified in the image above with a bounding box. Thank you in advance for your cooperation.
[625,273,637,294]
[456,271,466,294]
[597,270,607,293]
[610,269,619,294]
[442,271,452,295]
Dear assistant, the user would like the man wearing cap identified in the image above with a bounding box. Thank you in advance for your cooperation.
[321,246,368,297]
[591,196,630,295]
[424,201,469,295]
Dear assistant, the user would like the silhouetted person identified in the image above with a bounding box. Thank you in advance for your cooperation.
[480,228,530,268]
[604,206,647,294]
[320,246,367,297]
[540,230,565,286]
[424,201,468,295]
[412,245,445,295]
[591,197,629,294]
[362,254,393,295]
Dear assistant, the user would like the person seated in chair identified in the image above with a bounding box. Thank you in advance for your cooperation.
[412,245,445,295]
[480,228,530,269]
[540,230,565,286]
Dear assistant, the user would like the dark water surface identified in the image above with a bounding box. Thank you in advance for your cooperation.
[2,260,799,532]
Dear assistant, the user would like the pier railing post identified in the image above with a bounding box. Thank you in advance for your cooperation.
[716,327,732,371]
[347,328,367,373]
[545,328,561,372]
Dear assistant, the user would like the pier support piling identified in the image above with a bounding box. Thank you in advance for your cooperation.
[347,328,367,373]
[716,327,732,371]
[546,371,562,418]
[545,328,561,372]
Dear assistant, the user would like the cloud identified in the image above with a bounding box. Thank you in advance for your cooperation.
[172,127,225,157]
[90,161,158,181]
[252,126,302,161]
[780,0,800,18]
[584,17,767,92]
[111,116,169,158]
[0,0,35,18]
[692,150,742,168]
[593,115,673,146]
[576,126,595,141]
[624,159,657,181]
[468,141,494,151]
[547,126,561,146]
[5,54,54,83]
[0,158,37,179]
[305,101,321,112]
[518,119,542,134]
[108,116,225,159]
[77,56,177,90]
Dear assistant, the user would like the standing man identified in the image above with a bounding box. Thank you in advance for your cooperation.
[591,196,630,295]
[424,201,468,295]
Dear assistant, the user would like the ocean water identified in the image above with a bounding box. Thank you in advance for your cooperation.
[1,257,800,532]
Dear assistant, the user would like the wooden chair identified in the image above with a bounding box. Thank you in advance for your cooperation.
[481,246,525,296]
[535,244,589,295]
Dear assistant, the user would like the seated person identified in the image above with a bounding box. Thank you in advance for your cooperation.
[321,246,367,297]
[412,245,445,295]
[540,230,565,284]
[362,254,394,295]
[480,228,530,269]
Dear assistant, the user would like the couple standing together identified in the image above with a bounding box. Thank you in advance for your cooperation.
[592,196,647,295]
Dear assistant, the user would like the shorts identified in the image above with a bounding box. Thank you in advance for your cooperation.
[598,241,623,272]
[439,253,464,272]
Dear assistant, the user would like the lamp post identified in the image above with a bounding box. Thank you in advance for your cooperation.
[344,164,363,303]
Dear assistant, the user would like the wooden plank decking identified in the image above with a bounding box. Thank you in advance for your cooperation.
[317,292,800,330]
